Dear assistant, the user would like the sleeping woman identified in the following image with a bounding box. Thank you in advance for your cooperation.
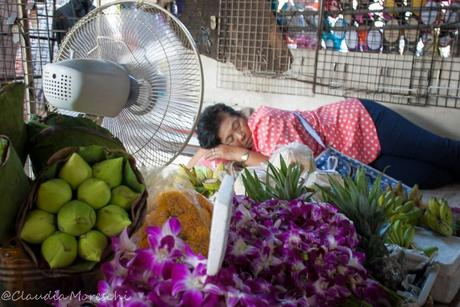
[188,98,460,189]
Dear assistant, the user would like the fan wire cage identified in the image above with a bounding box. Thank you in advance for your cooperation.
[1,0,204,171]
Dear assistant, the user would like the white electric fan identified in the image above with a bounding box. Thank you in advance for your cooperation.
[43,0,203,170]
[42,0,233,275]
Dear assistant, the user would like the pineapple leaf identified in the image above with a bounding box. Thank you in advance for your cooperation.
[317,167,391,271]
[241,168,271,202]
[242,157,311,202]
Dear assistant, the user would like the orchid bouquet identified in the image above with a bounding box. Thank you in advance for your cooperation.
[97,196,389,307]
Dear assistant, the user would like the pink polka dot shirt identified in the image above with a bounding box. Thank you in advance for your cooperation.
[247,98,381,164]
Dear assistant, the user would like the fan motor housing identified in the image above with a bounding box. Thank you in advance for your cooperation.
[43,59,131,117]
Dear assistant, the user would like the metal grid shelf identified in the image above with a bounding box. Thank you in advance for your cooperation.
[217,0,460,109]
[2,0,460,110]
[1,0,95,117]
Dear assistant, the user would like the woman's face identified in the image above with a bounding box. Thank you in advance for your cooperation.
[218,112,253,149]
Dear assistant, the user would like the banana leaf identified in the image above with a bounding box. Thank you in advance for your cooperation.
[0,135,31,244]
[0,82,27,164]
[17,145,147,273]
[27,113,125,177]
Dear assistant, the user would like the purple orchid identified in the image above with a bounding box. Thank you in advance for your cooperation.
[98,198,388,307]
[171,263,220,307]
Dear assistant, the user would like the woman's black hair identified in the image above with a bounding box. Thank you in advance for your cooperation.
[196,103,242,148]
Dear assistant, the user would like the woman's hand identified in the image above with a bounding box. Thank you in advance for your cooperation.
[203,144,242,161]
[203,145,268,166]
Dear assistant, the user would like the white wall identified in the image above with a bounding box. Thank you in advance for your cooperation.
[201,55,460,140]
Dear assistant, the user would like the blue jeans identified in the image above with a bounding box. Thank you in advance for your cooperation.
[360,99,460,189]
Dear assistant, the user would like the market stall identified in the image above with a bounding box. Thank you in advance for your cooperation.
[1,0,460,306]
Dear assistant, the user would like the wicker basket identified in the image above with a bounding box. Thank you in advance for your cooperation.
[6,146,147,305]
[0,240,102,307]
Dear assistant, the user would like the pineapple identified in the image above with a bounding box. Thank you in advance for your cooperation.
[241,156,312,202]
[319,168,404,290]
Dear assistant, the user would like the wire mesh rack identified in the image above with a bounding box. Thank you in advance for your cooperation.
[1,0,96,118]
[2,0,460,109]
[217,0,460,108]
[217,0,317,96]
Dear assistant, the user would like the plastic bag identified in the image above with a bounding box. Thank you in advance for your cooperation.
[305,169,343,201]
[269,142,316,174]
[143,165,194,207]
[135,188,212,257]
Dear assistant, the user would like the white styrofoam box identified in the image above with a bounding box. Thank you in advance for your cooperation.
[412,227,460,303]
[388,246,440,307]
[408,263,440,307]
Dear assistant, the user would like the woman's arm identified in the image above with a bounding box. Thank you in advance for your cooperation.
[186,148,208,168]
[203,144,268,167]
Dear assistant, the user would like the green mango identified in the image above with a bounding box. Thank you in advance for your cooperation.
[37,179,72,213]
[57,200,96,236]
[111,185,139,210]
[41,232,78,269]
[92,157,124,188]
[20,210,56,244]
[58,153,92,189]
[77,178,111,209]
[78,230,108,262]
[96,205,131,237]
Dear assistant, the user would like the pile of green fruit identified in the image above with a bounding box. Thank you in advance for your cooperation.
[378,184,424,225]
[378,184,423,248]
[386,220,416,248]
[421,197,454,237]
[179,164,226,197]
[19,149,143,269]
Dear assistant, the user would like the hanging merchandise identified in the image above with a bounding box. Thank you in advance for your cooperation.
[334,17,348,40]
[421,1,439,24]
[369,1,386,28]
[345,28,359,50]
[412,0,425,16]
[384,19,401,43]
[271,0,279,12]
[53,0,95,45]
[325,0,344,16]
[279,0,298,26]
[296,32,319,49]
[384,19,401,42]
[439,33,453,57]
[384,19,401,52]
[415,37,425,55]
[421,31,435,54]
[281,0,308,49]
[359,30,369,51]
[405,16,420,44]
[322,16,349,51]
[168,0,185,17]
[399,34,406,54]
[385,0,397,16]
[367,28,383,50]
[444,9,458,25]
